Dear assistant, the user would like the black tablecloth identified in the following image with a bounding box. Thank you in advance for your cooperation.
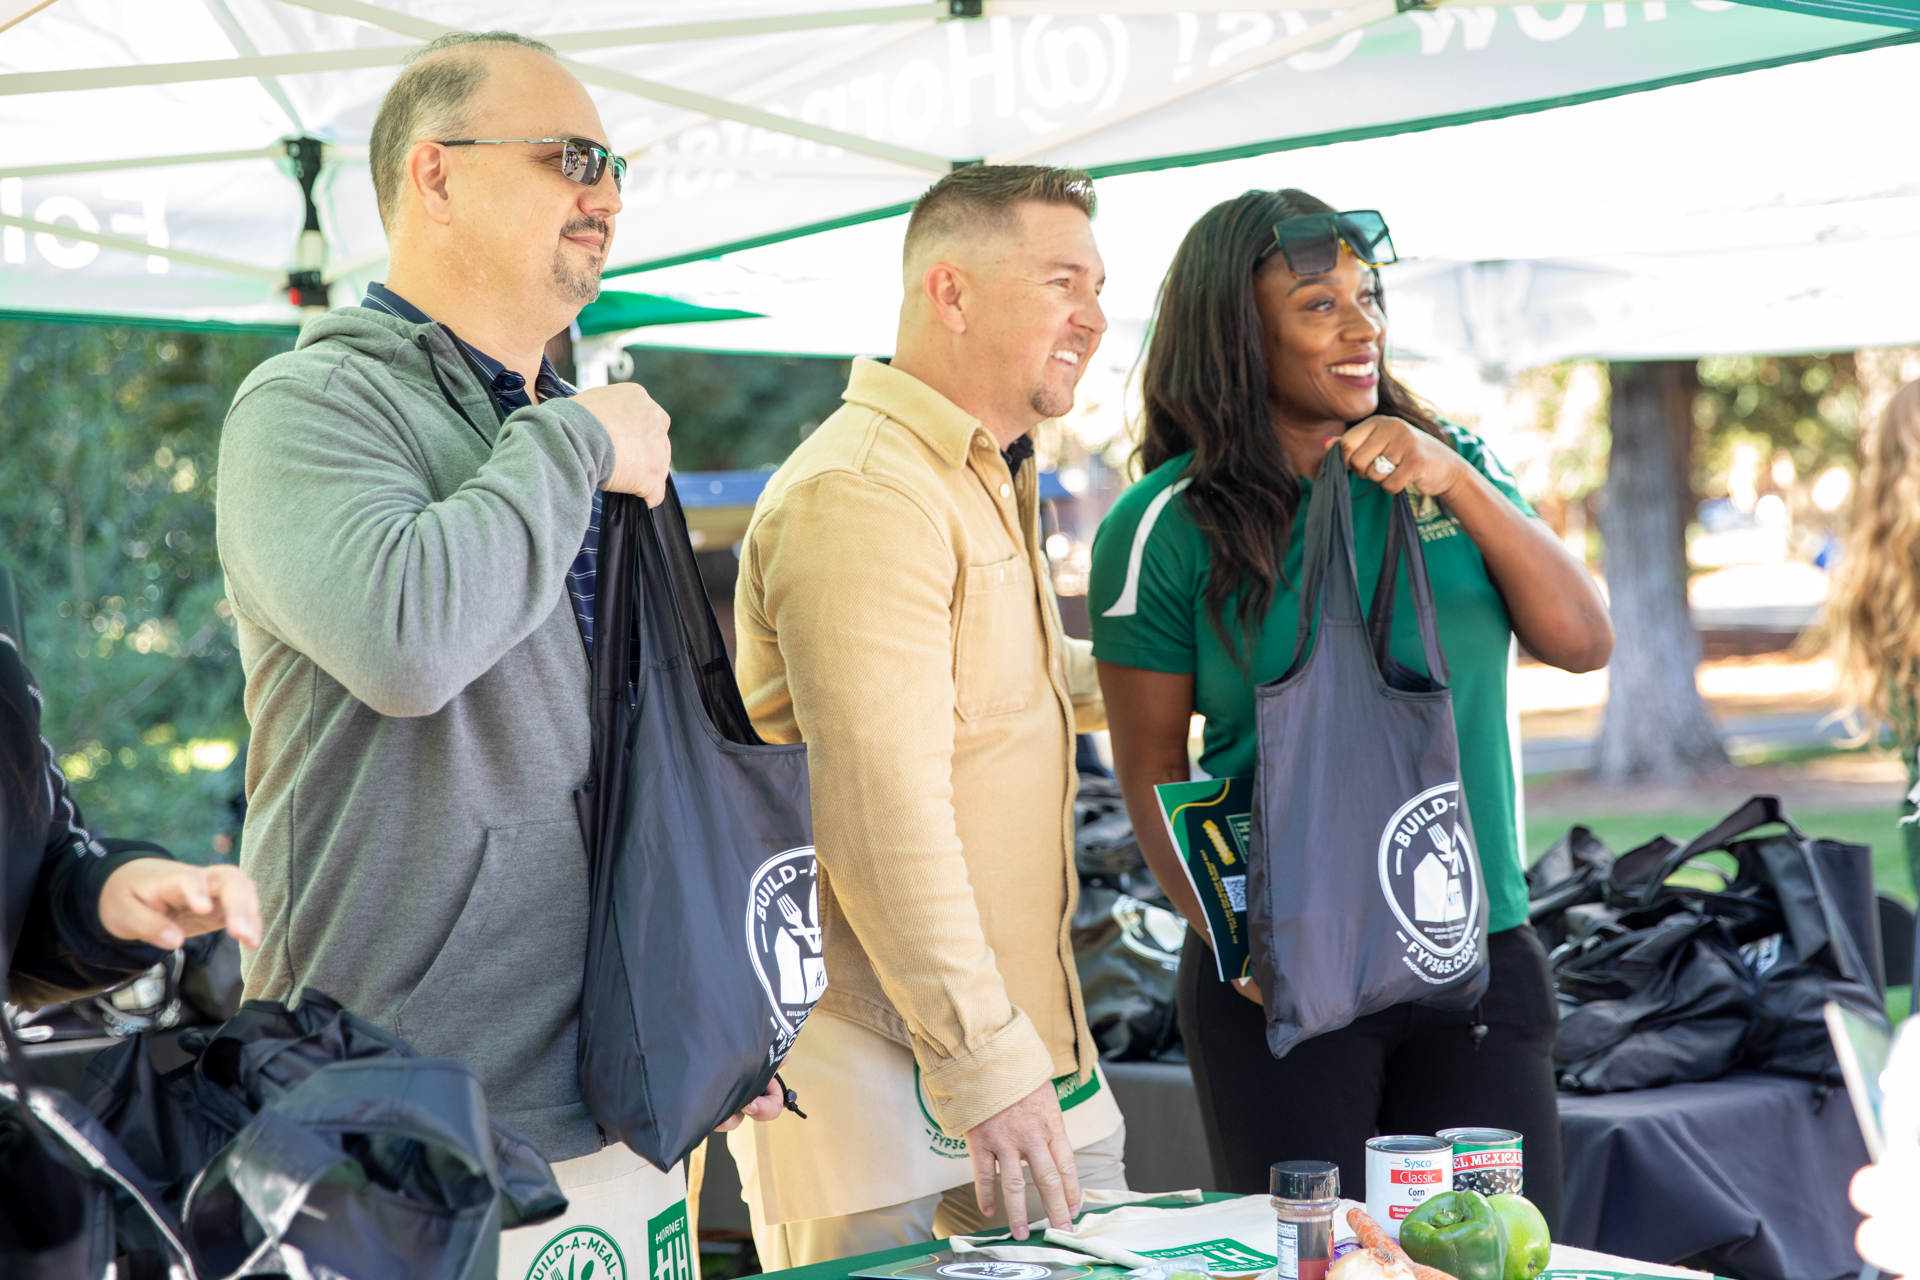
[1557,1071,1868,1280]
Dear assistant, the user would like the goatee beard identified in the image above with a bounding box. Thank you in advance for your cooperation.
[553,217,609,304]
[1031,385,1074,420]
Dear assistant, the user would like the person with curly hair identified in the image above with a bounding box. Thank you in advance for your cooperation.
[1823,378,1920,898]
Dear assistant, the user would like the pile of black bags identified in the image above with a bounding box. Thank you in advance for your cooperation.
[1071,772,1185,1062]
[1529,795,1891,1093]
[2,987,564,1279]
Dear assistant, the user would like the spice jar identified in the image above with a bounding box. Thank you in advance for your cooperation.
[1271,1160,1341,1280]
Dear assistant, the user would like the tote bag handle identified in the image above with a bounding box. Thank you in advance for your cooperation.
[1285,447,1448,688]
[1364,491,1450,688]
[582,482,764,884]
[632,479,763,748]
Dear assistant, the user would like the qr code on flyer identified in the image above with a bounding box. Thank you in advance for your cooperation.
[1222,875,1247,912]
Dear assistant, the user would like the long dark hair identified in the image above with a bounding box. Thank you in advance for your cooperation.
[1137,188,1445,658]
[0,640,47,845]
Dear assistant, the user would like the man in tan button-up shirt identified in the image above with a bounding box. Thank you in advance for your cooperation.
[727,166,1124,1266]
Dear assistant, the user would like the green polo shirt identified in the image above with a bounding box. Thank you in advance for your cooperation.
[1089,425,1532,935]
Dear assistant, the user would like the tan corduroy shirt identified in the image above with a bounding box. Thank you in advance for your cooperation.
[735,357,1104,1137]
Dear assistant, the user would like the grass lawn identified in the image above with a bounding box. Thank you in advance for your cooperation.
[1523,806,1916,1025]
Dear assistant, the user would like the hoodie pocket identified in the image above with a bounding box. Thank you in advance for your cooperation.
[395,820,587,1059]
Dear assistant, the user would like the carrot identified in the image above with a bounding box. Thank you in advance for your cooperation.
[1346,1208,1461,1280]
[1348,1209,1398,1255]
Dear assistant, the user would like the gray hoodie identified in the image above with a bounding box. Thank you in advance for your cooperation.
[216,307,615,1159]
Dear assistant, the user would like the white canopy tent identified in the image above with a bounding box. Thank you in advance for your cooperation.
[2,0,1916,359]
[604,35,1920,374]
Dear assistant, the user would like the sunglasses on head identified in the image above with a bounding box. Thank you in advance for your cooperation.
[437,137,627,193]
[1256,210,1396,277]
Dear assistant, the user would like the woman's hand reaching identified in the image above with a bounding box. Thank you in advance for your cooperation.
[98,858,262,951]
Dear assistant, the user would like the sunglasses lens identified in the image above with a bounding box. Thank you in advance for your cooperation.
[1276,220,1339,276]
[610,155,626,193]
[1337,212,1396,266]
[563,140,614,189]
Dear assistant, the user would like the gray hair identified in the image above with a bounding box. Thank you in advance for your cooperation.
[368,30,558,230]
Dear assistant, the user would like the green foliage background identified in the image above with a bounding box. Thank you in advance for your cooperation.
[625,348,850,472]
[0,324,847,864]
[1694,352,1861,493]
[1,321,292,864]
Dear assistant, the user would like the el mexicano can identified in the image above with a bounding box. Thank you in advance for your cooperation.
[1435,1127,1523,1197]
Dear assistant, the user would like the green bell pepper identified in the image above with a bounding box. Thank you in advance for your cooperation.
[1399,1191,1508,1280]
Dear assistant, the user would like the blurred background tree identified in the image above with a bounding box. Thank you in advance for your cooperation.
[1,321,293,863]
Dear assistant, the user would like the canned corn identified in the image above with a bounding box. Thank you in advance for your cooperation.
[1364,1135,1452,1237]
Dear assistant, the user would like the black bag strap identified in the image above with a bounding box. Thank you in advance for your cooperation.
[582,493,641,878]
[1364,490,1450,686]
[1622,797,1801,906]
[632,478,763,747]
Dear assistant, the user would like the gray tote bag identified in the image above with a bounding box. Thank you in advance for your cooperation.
[1248,448,1490,1058]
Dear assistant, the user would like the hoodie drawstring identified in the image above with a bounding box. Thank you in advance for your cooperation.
[414,332,491,450]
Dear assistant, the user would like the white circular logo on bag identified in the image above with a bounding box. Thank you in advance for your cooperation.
[746,846,827,1058]
[525,1226,626,1280]
[1377,783,1482,984]
[936,1264,1052,1280]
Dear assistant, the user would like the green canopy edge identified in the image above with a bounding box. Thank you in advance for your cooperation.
[1733,0,1920,26]
[0,307,300,335]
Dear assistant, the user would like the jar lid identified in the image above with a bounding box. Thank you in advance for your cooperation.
[1270,1160,1340,1200]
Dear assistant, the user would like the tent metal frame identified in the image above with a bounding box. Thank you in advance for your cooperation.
[5,0,1916,307]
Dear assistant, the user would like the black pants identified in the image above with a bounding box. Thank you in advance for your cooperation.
[1178,924,1563,1237]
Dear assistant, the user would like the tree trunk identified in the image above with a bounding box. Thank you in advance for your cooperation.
[1594,360,1728,783]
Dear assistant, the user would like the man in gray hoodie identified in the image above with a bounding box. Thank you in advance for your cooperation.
[216,30,779,1278]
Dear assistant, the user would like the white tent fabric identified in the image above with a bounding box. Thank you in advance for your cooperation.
[1,0,1914,336]
[604,38,1920,370]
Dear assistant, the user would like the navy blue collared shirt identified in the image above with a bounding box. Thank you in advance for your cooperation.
[363,282,602,658]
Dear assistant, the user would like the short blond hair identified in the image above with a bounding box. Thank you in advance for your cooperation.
[903,165,1096,265]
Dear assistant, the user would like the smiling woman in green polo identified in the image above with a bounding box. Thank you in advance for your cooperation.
[1088,188,1613,1235]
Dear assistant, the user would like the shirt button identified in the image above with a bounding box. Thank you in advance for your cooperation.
[1000,483,1012,498]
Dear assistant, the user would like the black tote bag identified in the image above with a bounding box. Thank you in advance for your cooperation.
[1249,448,1490,1058]
[577,480,819,1170]
[0,1014,199,1280]
[1550,796,1888,1090]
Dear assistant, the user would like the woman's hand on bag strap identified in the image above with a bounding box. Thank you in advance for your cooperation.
[1330,416,1471,498]
[1337,417,1614,675]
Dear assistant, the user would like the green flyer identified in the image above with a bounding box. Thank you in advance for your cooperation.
[1152,777,1253,981]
